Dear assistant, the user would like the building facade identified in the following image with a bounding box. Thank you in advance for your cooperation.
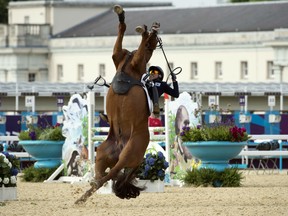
[0,1,288,112]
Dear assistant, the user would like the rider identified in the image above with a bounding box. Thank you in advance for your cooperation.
[147,65,179,117]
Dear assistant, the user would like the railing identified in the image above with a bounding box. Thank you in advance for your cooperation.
[0,136,31,160]
[239,135,288,171]
[2,133,288,171]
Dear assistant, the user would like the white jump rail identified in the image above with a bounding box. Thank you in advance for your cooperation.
[0,136,32,159]
[240,134,288,171]
[92,127,166,143]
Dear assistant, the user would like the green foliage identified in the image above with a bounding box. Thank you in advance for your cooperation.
[171,165,186,180]
[21,166,60,182]
[230,0,275,2]
[38,126,64,141]
[82,116,88,146]
[18,116,65,141]
[180,124,249,142]
[183,168,243,187]
[0,0,9,24]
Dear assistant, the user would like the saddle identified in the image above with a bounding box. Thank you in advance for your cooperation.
[111,52,144,94]
[111,71,143,94]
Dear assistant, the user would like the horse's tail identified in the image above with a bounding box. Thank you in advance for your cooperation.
[112,168,145,199]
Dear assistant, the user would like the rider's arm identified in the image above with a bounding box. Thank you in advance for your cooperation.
[163,81,179,98]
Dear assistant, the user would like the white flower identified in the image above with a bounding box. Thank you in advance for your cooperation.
[10,176,17,184]
[3,177,9,184]
[8,162,12,168]
[3,158,9,164]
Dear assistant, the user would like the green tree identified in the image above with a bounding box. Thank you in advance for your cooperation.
[0,0,31,24]
[230,0,277,2]
[0,0,9,24]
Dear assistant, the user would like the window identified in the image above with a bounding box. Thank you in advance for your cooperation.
[99,64,105,77]
[57,64,63,81]
[240,61,248,79]
[24,16,30,24]
[4,70,8,82]
[267,61,274,79]
[78,64,84,81]
[190,62,198,79]
[28,73,36,82]
[215,61,222,79]
[167,62,174,74]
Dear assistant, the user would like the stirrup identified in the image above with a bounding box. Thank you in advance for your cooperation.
[135,25,145,34]
[113,5,123,15]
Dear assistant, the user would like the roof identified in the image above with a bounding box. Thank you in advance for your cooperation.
[0,82,287,97]
[55,1,288,38]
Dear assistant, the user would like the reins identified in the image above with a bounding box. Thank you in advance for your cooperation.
[156,36,182,82]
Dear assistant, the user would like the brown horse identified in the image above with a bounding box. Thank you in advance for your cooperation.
[75,5,159,203]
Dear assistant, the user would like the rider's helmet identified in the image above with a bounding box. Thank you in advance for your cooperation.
[148,66,164,81]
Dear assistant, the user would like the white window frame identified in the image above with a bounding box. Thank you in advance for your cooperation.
[99,64,106,77]
[240,61,248,79]
[78,64,84,81]
[267,61,274,79]
[215,61,222,79]
[57,64,63,81]
[191,62,198,79]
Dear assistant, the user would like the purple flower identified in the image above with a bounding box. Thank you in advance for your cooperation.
[157,170,164,177]
[11,168,19,176]
[148,157,155,166]
[29,131,36,140]
[164,161,169,169]
[157,151,164,159]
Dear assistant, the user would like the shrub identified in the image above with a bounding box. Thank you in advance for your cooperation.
[182,168,243,187]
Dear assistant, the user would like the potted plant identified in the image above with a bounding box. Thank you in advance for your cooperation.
[0,151,20,201]
[180,114,250,171]
[136,148,169,192]
[178,104,250,171]
[18,117,66,169]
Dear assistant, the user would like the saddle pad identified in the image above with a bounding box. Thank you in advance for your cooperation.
[141,74,153,114]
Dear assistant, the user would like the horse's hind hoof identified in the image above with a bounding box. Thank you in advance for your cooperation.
[113,5,123,15]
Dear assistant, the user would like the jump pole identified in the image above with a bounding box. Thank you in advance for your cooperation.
[164,93,171,178]
[87,91,95,167]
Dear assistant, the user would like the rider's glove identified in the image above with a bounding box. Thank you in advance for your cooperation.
[171,73,177,82]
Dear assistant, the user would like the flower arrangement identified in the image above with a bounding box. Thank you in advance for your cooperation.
[18,115,65,141]
[137,148,169,182]
[0,152,20,187]
[180,104,250,142]
[180,124,249,142]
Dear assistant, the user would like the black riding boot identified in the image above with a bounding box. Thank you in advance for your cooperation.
[151,86,160,117]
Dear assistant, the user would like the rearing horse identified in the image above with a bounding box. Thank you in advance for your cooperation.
[75,5,159,203]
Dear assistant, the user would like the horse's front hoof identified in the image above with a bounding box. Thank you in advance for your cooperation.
[135,26,145,34]
[151,22,160,33]
[113,5,123,14]
[135,25,147,34]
